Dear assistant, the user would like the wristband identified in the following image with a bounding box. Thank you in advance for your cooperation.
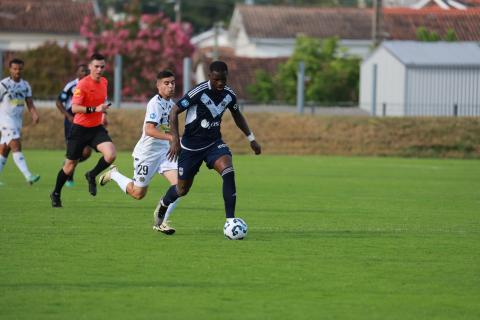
[247,133,256,142]
[86,107,96,113]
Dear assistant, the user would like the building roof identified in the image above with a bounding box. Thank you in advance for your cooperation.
[234,4,480,41]
[382,41,480,66]
[236,5,372,40]
[383,8,480,41]
[0,0,95,34]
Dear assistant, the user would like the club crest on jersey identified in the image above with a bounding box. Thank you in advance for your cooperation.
[73,88,81,97]
[181,100,189,107]
[149,113,156,119]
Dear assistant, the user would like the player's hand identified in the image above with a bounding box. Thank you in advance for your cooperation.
[32,113,40,125]
[250,140,261,155]
[97,102,111,113]
[167,139,181,161]
[66,114,74,123]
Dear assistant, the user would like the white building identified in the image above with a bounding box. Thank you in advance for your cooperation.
[359,41,480,116]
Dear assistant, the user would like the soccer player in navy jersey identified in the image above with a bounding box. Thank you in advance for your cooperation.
[152,60,261,230]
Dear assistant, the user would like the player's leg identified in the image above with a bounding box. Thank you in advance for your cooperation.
[154,149,201,229]
[99,157,155,200]
[50,125,85,207]
[162,169,179,221]
[9,135,40,185]
[0,139,10,185]
[208,142,235,219]
[63,118,75,186]
[154,168,179,235]
[85,127,116,196]
[213,155,236,219]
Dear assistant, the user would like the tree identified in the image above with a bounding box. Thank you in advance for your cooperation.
[416,27,457,42]
[246,70,276,103]
[7,42,78,99]
[273,36,359,105]
[75,2,194,100]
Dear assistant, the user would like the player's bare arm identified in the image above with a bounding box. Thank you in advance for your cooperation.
[167,104,184,161]
[55,98,74,122]
[230,106,261,155]
[144,122,173,141]
[25,97,39,125]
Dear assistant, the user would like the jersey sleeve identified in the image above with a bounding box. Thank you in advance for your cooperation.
[0,81,7,102]
[25,81,32,98]
[227,93,238,111]
[144,99,161,124]
[176,93,194,111]
[58,82,72,102]
[71,81,85,106]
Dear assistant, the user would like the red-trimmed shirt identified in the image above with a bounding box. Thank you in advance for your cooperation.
[72,76,108,127]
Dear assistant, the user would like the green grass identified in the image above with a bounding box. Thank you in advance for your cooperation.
[1,151,479,319]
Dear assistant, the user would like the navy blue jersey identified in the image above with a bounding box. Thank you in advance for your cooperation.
[177,80,237,150]
[58,78,78,112]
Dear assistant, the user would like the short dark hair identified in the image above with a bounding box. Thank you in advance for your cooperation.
[209,61,228,73]
[77,63,88,69]
[157,70,175,80]
[9,58,24,67]
[90,53,105,61]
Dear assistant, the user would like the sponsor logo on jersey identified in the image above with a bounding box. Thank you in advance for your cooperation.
[179,167,184,176]
[181,99,189,107]
[218,143,228,149]
[139,177,145,182]
[200,119,220,129]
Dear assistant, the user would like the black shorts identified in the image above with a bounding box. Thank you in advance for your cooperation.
[66,124,112,160]
[178,139,232,180]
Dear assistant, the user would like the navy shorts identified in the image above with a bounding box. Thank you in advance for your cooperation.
[178,139,232,180]
[66,124,112,160]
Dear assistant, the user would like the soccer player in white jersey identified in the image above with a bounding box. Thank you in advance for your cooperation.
[99,70,179,235]
[0,58,40,185]
[55,64,92,187]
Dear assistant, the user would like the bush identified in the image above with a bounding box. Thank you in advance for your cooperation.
[4,43,78,99]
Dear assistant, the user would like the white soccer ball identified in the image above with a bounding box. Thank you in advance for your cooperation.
[223,218,248,240]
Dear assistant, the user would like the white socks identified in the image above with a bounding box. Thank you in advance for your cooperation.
[12,152,32,179]
[164,198,180,222]
[0,155,6,174]
[111,170,132,193]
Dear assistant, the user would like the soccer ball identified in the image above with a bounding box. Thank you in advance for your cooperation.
[223,218,248,240]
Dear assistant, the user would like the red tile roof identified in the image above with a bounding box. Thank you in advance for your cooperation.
[237,5,372,40]
[235,4,480,41]
[0,0,95,34]
[383,8,480,40]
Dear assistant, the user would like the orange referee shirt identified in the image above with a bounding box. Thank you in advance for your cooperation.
[72,76,108,127]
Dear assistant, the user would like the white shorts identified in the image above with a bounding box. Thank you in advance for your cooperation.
[132,154,177,188]
[0,127,21,145]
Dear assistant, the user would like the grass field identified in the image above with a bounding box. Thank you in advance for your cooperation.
[1,151,479,319]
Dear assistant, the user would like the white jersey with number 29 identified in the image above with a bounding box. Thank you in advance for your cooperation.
[132,94,173,161]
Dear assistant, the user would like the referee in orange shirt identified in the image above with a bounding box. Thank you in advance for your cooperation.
[50,53,116,207]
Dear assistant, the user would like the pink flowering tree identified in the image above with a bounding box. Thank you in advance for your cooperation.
[75,9,194,100]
